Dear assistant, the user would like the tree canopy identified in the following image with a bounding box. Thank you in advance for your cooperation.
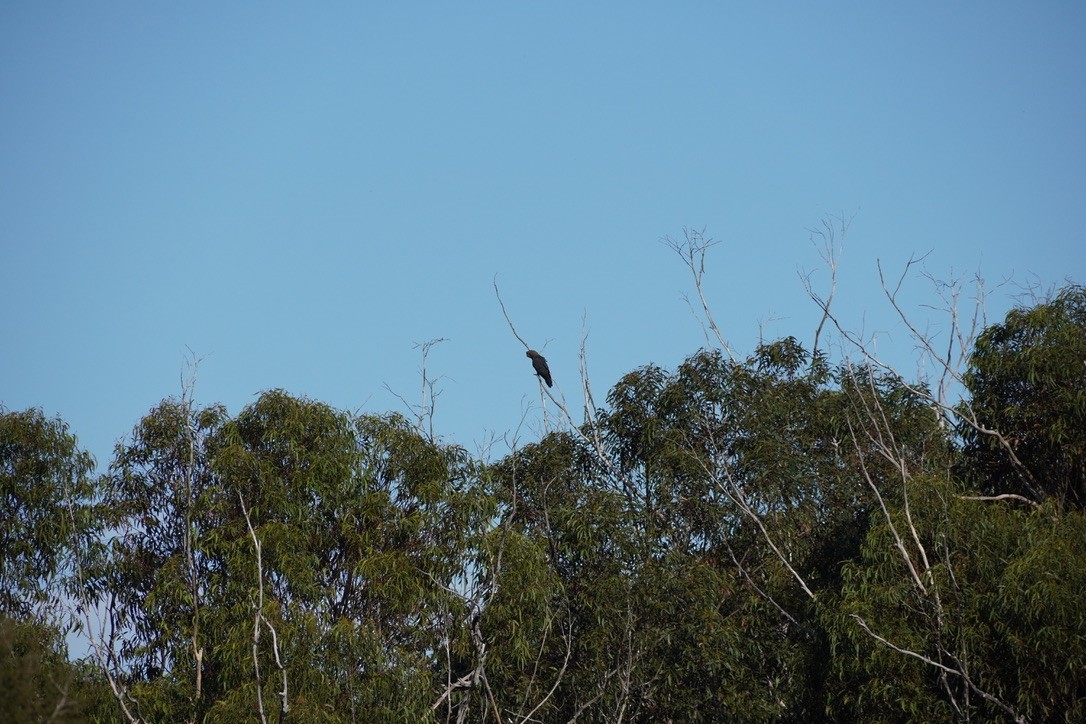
[1,283,1084,722]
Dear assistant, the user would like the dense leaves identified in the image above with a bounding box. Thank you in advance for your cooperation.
[828,485,1086,722]
[95,391,486,722]
[961,284,1086,507]
[0,616,115,723]
[0,407,99,622]
[1,284,1083,721]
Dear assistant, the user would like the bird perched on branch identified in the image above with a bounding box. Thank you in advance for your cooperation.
[526,350,552,387]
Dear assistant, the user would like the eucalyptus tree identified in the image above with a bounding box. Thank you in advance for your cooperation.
[97,390,488,723]
[206,391,486,722]
[470,336,950,721]
[828,284,1086,722]
[97,395,227,721]
[960,284,1086,508]
[0,406,110,721]
[0,406,99,624]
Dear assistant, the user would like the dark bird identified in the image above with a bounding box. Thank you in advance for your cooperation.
[526,350,552,387]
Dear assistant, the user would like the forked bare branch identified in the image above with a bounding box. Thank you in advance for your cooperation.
[807,255,1041,502]
[662,228,738,363]
[237,489,288,724]
[800,213,851,355]
[851,614,1025,723]
[385,337,450,443]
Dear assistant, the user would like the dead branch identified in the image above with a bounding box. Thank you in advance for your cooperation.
[845,418,926,594]
[716,462,817,600]
[851,615,1025,723]
[493,279,654,513]
[238,490,268,724]
[956,493,1042,509]
[384,338,450,442]
[662,228,738,363]
[238,489,289,724]
[515,623,573,723]
[493,276,531,351]
[806,255,1042,503]
[179,351,205,719]
[800,213,851,356]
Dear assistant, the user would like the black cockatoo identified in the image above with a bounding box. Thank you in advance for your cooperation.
[526,350,552,387]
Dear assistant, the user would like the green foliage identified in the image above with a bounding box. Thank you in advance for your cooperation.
[470,338,949,719]
[101,397,226,686]
[828,475,1086,722]
[0,616,106,723]
[4,283,1084,722]
[988,506,1086,720]
[962,284,1086,507]
[95,390,486,721]
[0,406,99,622]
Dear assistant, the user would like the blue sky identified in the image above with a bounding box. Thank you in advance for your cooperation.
[2,3,1084,469]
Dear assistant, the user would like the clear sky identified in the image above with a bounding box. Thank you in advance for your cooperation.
[2,3,1084,469]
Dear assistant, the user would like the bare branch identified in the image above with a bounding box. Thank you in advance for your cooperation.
[237,490,268,724]
[716,464,817,600]
[852,615,1025,723]
[805,254,1041,503]
[723,538,803,629]
[237,489,289,724]
[516,623,574,723]
[956,493,1042,509]
[385,338,450,442]
[800,213,851,355]
[493,279,652,511]
[494,276,531,350]
[662,228,737,362]
[179,350,205,720]
[845,417,927,594]
[875,260,1041,499]
[263,616,289,724]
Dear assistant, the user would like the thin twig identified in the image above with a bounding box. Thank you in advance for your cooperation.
[662,228,738,362]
